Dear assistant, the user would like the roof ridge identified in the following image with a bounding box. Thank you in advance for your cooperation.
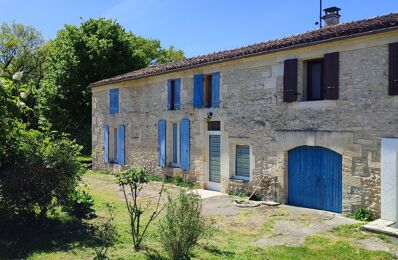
[90,12,398,88]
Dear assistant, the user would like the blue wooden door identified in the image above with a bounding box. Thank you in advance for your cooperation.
[288,146,342,213]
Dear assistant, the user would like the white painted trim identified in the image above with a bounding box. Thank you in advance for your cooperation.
[207,131,221,191]
[381,138,398,222]
[230,144,253,181]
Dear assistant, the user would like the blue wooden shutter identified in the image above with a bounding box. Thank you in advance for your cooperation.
[174,79,181,110]
[167,80,172,110]
[158,120,166,167]
[104,125,109,163]
[180,119,190,171]
[193,74,204,108]
[109,88,119,113]
[211,72,220,108]
[118,125,125,165]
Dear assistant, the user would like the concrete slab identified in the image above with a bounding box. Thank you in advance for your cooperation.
[254,205,359,247]
[356,237,391,252]
[191,189,225,199]
[363,219,398,237]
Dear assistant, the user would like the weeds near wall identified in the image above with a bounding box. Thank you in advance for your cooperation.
[348,207,375,222]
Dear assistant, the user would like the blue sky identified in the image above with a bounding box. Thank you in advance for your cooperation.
[1,0,397,57]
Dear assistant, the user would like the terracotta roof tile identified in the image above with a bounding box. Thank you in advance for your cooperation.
[90,13,398,88]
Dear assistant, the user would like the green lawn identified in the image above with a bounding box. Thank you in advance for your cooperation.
[0,172,393,260]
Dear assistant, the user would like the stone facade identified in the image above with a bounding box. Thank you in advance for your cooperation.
[92,30,398,215]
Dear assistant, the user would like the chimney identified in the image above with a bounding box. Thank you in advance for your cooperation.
[322,7,341,26]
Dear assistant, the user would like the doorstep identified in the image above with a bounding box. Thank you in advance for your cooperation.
[362,219,398,237]
[191,189,225,199]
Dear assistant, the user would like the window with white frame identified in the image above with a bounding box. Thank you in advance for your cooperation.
[235,145,250,179]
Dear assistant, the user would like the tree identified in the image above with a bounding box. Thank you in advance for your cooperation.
[156,45,185,64]
[0,22,46,85]
[116,166,164,251]
[39,18,185,152]
[132,37,184,65]
[0,78,27,162]
[0,22,48,128]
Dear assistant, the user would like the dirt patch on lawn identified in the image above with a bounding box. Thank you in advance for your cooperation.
[84,172,398,256]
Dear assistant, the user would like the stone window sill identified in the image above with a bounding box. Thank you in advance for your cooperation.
[169,163,181,168]
[230,176,250,182]
[288,100,337,110]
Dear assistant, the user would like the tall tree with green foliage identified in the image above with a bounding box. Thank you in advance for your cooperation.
[0,22,48,128]
[0,78,22,162]
[0,22,46,85]
[39,18,184,152]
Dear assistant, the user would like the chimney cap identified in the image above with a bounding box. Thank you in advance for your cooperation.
[323,6,341,15]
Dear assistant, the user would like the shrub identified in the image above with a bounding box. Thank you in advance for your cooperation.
[65,183,95,219]
[227,190,247,198]
[116,166,165,251]
[0,130,83,220]
[172,175,195,188]
[147,174,162,182]
[173,175,184,186]
[159,190,210,260]
[92,203,117,260]
[348,206,375,222]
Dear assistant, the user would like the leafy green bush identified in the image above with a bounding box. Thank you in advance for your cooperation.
[147,174,163,182]
[173,176,184,186]
[159,190,211,260]
[172,175,195,188]
[0,130,83,220]
[348,206,375,222]
[227,190,247,198]
[162,176,172,184]
[65,184,95,219]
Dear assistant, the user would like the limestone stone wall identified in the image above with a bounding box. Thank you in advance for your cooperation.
[92,32,398,215]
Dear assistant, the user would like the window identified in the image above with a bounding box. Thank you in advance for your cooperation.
[193,72,220,108]
[104,125,125,165]
[166,120,190,169]
[283,52,339,102]
[389,42,398,95]
[113,127,118,162]
[167,79,181,110]
[207,121,220,131]
[204,74,213,108]
[109,88,119,114]
[306,59,324,101]
[172,123,180,165]
[235,145,250,179]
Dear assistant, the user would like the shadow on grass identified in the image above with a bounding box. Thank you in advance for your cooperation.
[0,210,100,259]
[141,244,167,260]
[201,244,236,257]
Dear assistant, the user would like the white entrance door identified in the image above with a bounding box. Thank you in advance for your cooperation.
[208,132,221,191]
[381,138,398,222]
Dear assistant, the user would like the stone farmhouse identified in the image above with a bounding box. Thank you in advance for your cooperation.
[90,9,398,221]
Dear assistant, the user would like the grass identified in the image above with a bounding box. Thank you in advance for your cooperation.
[0,171,394,259]
[265,235,392,260]
[331,223,369,239]
[77,155,92,164]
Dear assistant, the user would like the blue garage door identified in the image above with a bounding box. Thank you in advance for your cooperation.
[288,146,342,213]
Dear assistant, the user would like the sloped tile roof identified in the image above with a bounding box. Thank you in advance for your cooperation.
[90,12,398,88]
